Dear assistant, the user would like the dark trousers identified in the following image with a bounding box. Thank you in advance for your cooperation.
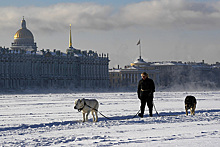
[140,99,153,116]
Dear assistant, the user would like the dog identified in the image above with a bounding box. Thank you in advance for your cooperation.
[74,98,99,122]
[185,95,197,115]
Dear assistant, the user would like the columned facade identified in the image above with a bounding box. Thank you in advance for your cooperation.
[109,57,159,89]
[0,47,109,89]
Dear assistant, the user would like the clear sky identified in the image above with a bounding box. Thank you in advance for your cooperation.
[0,0,220,67]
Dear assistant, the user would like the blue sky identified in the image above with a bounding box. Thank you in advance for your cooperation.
[0,0,220,67]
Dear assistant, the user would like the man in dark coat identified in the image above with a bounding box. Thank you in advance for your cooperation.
[137,72,155,117]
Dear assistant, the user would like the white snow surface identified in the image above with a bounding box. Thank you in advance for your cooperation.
[0,91,219,146]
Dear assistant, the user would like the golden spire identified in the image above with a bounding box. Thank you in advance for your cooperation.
[69,24,73,48]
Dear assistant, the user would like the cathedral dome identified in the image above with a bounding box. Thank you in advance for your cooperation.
[11,17,37,51]
[14,18,34,40]
[14,28,34,40]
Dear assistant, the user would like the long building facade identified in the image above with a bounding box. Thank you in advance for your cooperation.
[0,18,109,90]
[109,58,220,90]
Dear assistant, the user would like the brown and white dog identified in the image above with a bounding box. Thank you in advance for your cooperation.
[185,96,197,115]
[74,98,99,122]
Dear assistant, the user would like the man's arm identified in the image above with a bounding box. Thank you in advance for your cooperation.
[137,80,141,99]
[149,79,155,97]
[152,79,155,92]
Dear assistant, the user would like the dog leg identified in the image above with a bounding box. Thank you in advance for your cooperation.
[192,109,195,115]
[95,111,98,122]
[83,113,86,122]
[192,104,196,115]
[190,108,193,115]
[185,105,188,115]
[92,111,95,122]
[86,111,90,122]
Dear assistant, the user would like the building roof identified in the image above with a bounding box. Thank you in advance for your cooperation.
[14,17,34,40]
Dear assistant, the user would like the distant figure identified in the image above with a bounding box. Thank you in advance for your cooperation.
[185,96,197,115]
[137,72,155,117]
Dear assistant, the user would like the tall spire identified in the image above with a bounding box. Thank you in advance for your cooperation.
[69,24,73,48]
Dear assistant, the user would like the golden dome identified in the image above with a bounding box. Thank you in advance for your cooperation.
[11,17,37,51]
[14,18,34,40]
[14,28,34,39]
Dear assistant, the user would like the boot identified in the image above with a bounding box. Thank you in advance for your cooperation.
[138,113,143,118]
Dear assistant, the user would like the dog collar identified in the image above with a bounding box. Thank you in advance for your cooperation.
[78,101,86,112]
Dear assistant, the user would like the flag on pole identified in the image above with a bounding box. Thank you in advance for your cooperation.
[137,39,140,45]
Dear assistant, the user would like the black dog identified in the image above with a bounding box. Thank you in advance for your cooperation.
[185,96,197,115]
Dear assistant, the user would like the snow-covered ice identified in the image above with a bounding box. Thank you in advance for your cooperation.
[0,91,219,146]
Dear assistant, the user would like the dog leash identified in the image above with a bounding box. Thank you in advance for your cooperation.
[153,101,160,117]
[98,109,141,120]
[84,103,140,120]
[83,101,178,119]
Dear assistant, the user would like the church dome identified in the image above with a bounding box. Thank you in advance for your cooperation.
[14,28,34,40]
[14,18,34,40]
[11,17,37,52]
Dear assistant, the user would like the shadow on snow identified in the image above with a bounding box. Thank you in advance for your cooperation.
[0,109,219,132]
[157,109,220,117]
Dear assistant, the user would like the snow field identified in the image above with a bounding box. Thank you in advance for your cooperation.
[0,91,219,146]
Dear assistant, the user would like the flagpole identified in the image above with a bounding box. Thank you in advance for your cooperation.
[139,41,141,60]
[137,39,141,60]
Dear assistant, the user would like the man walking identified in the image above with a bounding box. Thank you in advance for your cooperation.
[137,72,155,117]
